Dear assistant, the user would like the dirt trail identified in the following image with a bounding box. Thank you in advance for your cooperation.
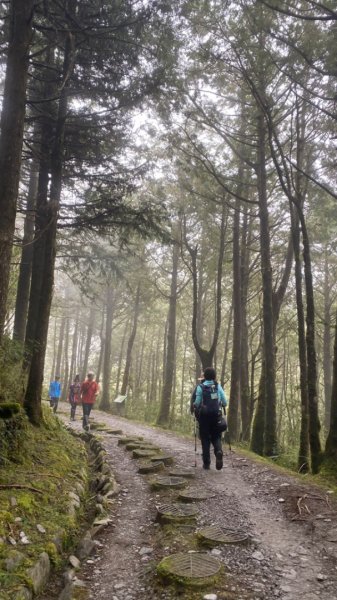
[63,410,337,600]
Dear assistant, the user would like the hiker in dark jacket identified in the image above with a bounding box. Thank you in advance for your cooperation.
[193,367,227,470]
[68,374,81,421]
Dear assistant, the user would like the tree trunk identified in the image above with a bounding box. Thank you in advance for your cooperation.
[69,318,79,384]
[180,320,189,418]
[61,318,70,401]
[24,21,75,424]
[325,310,337,462]
[55,317,65,378]
[299,210,322,473]
[100,285,115,411]
[228,195,241,440]
[50,318,57,381]
[120,284,141,396]
[186,204,226,370]
[257,104,277,457]
[220,303,233,387]
[323,250,332,432]
[115,318,128,395]
[81,306,94,381]
[96,312,105,384]
[13,157,39,342]
[157,238,179,426]
[0,0,34,339]
[240,207,251,441]
[291,204,310,472]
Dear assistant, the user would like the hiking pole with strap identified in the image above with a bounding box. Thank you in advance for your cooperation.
[194,417,197,467]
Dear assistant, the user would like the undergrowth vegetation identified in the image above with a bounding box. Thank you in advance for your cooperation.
[0,406,89,596]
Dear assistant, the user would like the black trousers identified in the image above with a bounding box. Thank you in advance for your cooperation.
[198,414,222,467]
[82,403,93,428]
[50,397,59,413]
[70,401,78,420]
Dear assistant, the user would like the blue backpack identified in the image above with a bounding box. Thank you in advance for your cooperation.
[199,383,220,417]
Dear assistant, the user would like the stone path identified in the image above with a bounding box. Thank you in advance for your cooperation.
[55,409,337,600]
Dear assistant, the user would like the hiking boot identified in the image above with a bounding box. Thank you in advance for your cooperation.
[203,463,210,470]
[215,450,223,470]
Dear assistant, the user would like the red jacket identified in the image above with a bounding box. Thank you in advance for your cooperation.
[81,379,99,404]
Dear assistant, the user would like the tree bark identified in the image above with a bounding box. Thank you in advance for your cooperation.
[0,0,34,339]
[299,209,322,473]
[69,318,79,383]
[186,203,227,370]
[257,102,277,456]
[120,284,141,396]
[13,157,39,342]
[157,238,179,426]
[100,285,115,411]
[24,17,76,424]
[55,317,65,378]
[323,250,332,432]
[61,318,70,401]
[96,312,105,384]
[115,318,128,395]
[81,306,94,381]
[325,310,337,462]
[228,195,242,440]
[240,207,252,441]
[290,203,310,472]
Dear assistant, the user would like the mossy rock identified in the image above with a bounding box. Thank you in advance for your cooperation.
[117,437,143,446]
[150,476,188,491]
[125,442,161,452]
[157,552,221,588]
[132,449,159,459]
[197,525,249,547]
[178,490,216,503]
[105,429,123,435]
[150,454,174,466]
[0,402,21,419]
[89,422,106,430]
[138,461,165,474]
[169,468,196,479]
[156,503,198,524]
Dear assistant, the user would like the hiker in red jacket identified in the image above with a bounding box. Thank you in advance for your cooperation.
[81,372,99,430]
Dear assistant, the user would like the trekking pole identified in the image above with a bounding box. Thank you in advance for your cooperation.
[194,417,197,468]
[225,430,234,468]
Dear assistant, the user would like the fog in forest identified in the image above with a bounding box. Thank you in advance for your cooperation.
[1,0,337,474]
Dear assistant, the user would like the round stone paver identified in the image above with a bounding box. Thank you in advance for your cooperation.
[156,502,199,524]
[197,525,249,545]
[169,467,196,479]
[178,489,216,502]
[157,552,221,587]
[138,461,165,474]
[132,449,160,459]
[150,476,188,490]
[150,454,174,466]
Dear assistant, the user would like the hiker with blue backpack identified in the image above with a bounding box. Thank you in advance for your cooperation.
[192,367,227,470]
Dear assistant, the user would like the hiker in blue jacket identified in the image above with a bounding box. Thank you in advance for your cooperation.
[193,367,227,470]
[48,375,62,414]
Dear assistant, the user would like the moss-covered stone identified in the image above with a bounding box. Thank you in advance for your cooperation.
[157,552,221,588]
[0,407,90,597]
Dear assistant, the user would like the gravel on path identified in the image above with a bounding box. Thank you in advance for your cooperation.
[57,409,337,600]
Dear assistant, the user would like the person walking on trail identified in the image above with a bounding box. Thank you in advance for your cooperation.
[192,367,227,471]
[81,372,99,430]
[68,374,81,421]
[48,375,61,414]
